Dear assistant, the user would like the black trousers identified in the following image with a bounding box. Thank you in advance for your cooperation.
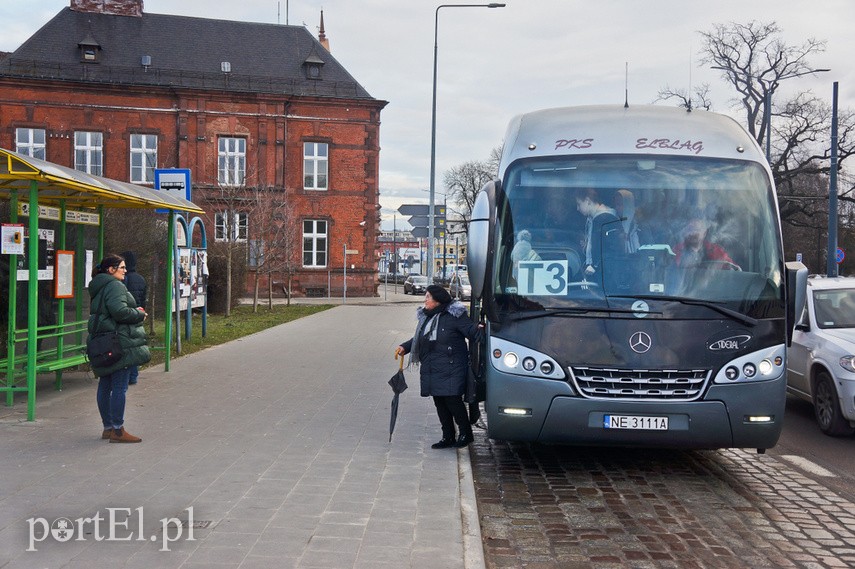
[433,395,472,440]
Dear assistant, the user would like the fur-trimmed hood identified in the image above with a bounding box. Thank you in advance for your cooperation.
[416,300,467,323]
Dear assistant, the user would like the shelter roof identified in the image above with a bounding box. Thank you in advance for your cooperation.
[0,148,204,213]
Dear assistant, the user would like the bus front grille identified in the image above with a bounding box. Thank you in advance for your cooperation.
[569,367,711,401]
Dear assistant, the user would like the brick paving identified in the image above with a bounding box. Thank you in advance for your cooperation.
[470,435,855,569]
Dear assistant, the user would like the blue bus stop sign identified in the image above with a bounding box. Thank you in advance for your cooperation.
[836,247,845,264]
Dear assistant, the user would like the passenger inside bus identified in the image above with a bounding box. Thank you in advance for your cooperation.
[510,229,541,263]
[613,189,641,253]
[673,218,739,270]
[575,188,623,276]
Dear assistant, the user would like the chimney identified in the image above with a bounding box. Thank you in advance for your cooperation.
[318,10,330,52]
[70,0,144,17]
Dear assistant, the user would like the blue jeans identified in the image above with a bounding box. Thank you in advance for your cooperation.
[128,365,139,385]
[97,367,132,430]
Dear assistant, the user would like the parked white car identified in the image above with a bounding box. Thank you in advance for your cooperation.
[786,275,855,436]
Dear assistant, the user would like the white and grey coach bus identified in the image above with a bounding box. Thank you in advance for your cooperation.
[467,105,807,451]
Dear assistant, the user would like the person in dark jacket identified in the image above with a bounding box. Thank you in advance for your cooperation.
[88,254,150,443]
[395,285,482,449]
[120,251,147,385]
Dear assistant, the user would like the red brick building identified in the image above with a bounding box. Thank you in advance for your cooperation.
[0,0,386,297]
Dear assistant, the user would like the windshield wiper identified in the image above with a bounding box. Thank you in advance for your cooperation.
[506,306,638,322]
[630,295,758,327]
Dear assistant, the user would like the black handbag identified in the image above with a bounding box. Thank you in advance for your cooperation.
[86,331,123,368]
[86,293,124,368]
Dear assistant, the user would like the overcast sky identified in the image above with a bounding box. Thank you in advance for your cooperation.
[2,1,854,230]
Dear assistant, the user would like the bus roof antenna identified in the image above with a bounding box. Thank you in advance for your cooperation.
[686,46,693,112]
[624,62,629,108]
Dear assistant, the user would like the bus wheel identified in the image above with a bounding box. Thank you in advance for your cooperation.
[813,371,855,436]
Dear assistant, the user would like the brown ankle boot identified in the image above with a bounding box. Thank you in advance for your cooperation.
[109,427,142,443]
[102,429,112,440]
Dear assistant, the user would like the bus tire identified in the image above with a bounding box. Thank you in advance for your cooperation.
[813,371,855,436]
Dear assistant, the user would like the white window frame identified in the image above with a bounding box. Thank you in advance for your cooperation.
[218,137,246,186]
[130,134,158,183]
[74,131,103,176]
[303,142,328,190]
[16,128,46,160]
[302,219,328,268]
[214,211,248,243]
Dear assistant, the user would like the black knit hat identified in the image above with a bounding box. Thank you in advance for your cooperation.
[426,284,452,305]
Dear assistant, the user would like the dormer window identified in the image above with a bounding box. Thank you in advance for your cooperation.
[302,53,325,80]
[78,32,101,63]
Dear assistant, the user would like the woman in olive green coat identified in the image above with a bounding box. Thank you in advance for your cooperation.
[87,254,150,443]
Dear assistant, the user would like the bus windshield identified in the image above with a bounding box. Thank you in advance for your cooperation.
[493,155,784,317]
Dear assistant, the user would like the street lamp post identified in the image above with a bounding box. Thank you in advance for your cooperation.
[428,2,505,282]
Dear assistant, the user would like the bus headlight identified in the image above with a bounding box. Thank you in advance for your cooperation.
[490,337,565,380]
[713,345,786,383]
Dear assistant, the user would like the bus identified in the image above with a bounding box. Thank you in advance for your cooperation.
[467,105,807,451]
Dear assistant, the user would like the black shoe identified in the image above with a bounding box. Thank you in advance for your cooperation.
[455,433,474,448]
[431,438,455,449]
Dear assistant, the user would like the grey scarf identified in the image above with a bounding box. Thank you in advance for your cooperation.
[409,309,441,367]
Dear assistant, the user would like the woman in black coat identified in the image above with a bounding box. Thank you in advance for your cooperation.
[396,285,482,449]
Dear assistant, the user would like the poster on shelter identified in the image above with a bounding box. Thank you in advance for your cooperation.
[1,223,24,255]
[16,228,55,281]
[175,248,208,311]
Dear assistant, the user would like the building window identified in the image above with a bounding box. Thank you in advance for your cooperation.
[214,211,248,242]
[248,240,264,268]
[74,131,103,176]
[303,142,328,190]
[218,137,246,186]
[16,128,46,160]
[302,219,328,267]
[130,134,157,184]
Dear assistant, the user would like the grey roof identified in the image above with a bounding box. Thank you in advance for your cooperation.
[0,7,377,100]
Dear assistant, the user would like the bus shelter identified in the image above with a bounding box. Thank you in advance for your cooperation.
[0,149,204,420]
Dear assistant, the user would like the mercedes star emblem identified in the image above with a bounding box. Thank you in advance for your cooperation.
[629,331,652,354]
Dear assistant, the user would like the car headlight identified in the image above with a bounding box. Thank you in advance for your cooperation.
[839,356,855,373]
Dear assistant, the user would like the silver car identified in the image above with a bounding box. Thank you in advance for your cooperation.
[403,275,429,295]
[786,275,855,436]
[449,273,471,301]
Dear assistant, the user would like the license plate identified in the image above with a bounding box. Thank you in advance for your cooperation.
[603,415,669,430]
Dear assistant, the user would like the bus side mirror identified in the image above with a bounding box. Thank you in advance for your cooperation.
[785,261,808,347]
[468,181,498,300]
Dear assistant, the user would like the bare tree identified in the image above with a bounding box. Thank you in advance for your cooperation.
[246,186,300,310]
[443,151,499,231]
[655,83,713,111]
[658,20,855,229]
[203,172,252,317]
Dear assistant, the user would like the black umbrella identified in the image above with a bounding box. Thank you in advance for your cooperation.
[388,354,408,442]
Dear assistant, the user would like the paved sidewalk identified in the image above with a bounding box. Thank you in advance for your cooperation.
[0,294,484,569]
